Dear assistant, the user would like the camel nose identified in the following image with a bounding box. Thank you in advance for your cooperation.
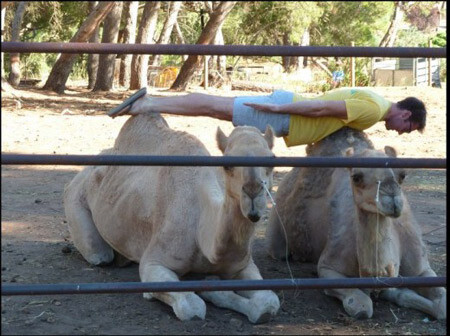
[242,183,263,199]
[247,211,260,223]
[392,195,403,217]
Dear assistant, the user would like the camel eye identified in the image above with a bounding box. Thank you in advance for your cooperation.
[352,173,363,184]
[398,170,407,183]
[224,166,234,173]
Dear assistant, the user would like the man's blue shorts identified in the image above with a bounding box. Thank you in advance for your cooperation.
[232,90,292,137]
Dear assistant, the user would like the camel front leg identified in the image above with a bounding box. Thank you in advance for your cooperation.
[199,261,280,324]
[198,276,253,319]
[235,260,280,323]
[139,263,206,321]
[319,266,374,319]
[379,268,446,320]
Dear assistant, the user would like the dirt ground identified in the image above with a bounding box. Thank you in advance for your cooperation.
[1,83,447,335]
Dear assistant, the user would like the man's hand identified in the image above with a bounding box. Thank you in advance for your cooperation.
[243,103,280,113]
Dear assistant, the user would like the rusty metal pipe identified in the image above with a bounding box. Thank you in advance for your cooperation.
[2,277,446,296]
[1,42,446,58]
[1,154,446,169]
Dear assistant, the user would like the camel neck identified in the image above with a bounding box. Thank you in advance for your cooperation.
[355,210,398,277]
[197,191,254,266]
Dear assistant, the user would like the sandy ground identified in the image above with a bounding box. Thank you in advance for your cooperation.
[1,83,447,335]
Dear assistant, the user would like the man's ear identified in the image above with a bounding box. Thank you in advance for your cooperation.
[401,110,412,119]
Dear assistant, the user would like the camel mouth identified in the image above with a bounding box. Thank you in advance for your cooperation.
[247,213,261,223]
[377,195,403,218]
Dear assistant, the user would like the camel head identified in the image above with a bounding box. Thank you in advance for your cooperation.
[345,146,407,218]
[216,125,275,223]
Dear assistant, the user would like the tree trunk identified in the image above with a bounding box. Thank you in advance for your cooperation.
[299,28,310,67]
[171,1,237,91]
[151,1,182,67]
[119,1,138,88]
[129,1,160,90]
[1,4,7,79]
[203,19,228,88]
[210,2,227,82]
[87,1,99,89]
[379,1,404,47]
[281,32,299,73]
[42,2,115,94]
[92,2,123,92]
[174,20,188,61]
[231,80,273,92]
[8,1,28,87]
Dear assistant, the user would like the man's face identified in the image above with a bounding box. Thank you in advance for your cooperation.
[385,110,416,135]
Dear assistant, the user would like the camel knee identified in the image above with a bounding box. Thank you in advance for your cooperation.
[65,201,114,266]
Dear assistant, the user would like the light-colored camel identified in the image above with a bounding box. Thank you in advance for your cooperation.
[64,113,280,323]
[265,127,446,320]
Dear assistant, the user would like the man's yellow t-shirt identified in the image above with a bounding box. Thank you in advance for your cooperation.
[283,88,391,147]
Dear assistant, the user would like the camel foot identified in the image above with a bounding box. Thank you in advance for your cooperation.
[341,292,373,319]
[432,296,446,320]
[247,291,280,324]
[108,87,147,118]
[85,250,114,266]
[172,293,206,321]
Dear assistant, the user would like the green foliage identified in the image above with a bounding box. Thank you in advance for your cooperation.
[238,2,323,45]
[3,1,89,79]
[310,2,393,47]
[176,7,203,44]
[431,32,446,47]
[4,1,443,86]
[396,26,433,47]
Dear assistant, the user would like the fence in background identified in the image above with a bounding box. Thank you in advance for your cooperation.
[1,42,447,296]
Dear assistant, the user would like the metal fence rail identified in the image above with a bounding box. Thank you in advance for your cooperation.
[1,41,446,297]
[1,42,446,58]
[2,277,446,296]
[1,154,446,169]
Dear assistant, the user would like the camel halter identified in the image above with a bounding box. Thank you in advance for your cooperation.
[374,179,405,297]
[261,180,298,297]
[375,180,381,279]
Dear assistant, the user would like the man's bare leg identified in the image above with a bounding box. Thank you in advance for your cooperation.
[109,90,235,121]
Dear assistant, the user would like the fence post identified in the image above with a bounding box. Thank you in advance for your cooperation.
[351,41,355,87]
[428,39,432,86]
[204,56,209,89]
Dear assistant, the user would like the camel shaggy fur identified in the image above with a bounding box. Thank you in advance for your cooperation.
[64,113,280,323]
[265,127,446,320]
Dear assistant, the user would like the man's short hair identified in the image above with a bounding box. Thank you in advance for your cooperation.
[397,97,427,133]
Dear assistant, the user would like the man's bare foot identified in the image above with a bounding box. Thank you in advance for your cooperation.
[108,87,147,118]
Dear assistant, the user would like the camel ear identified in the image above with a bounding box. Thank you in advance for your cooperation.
[216,127,228,153]
[345,147,354,171]
[384,146,397,158]
[264,125,274,149]
[345,147,354,157]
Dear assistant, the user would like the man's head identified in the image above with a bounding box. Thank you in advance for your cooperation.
[385,97,427,135]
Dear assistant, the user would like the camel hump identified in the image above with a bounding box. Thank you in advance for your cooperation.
[113,113,209,156]
[306,127,374,157]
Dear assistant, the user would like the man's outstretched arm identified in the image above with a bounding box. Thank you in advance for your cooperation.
[243,100,348,119]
